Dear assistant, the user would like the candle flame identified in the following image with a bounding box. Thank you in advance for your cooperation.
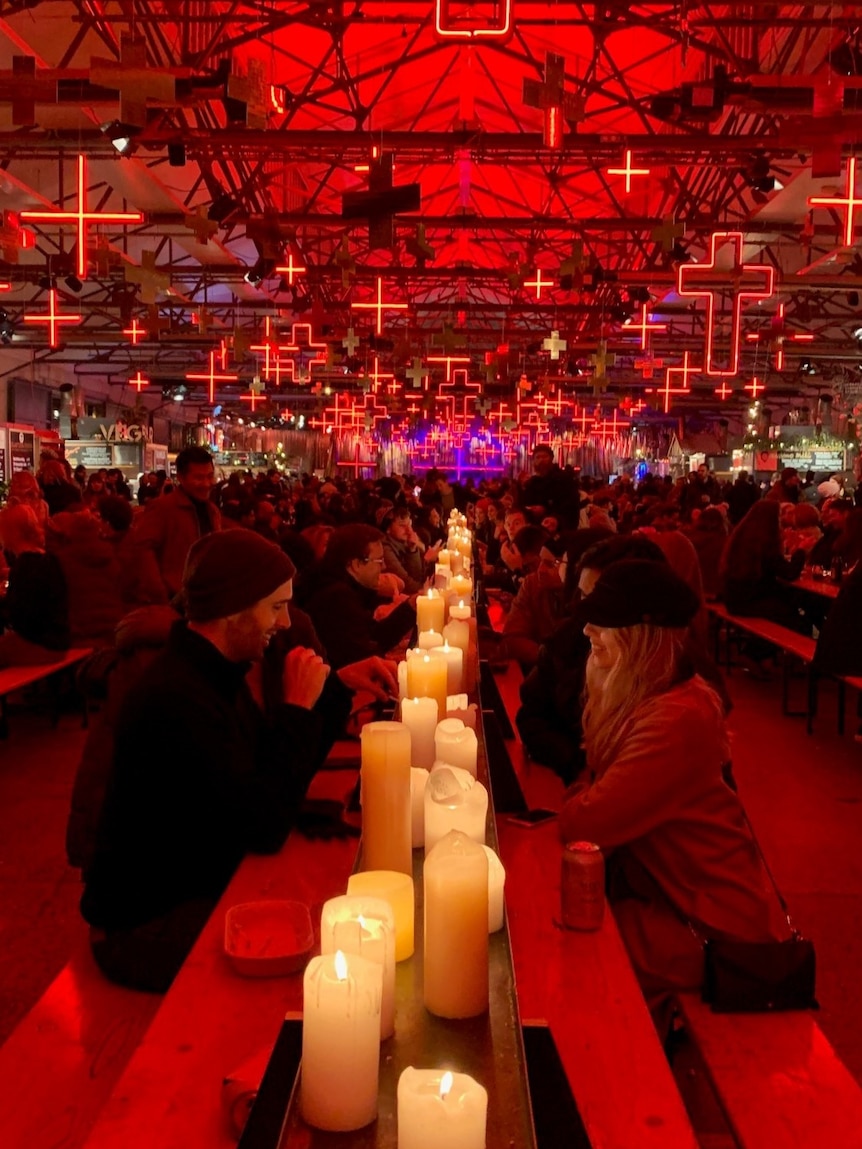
[459,599,465,608]
[427,589,434,598]
[334,950,348,980]
[423,655,431,664]
[357,915,366,929]
[440,1071,453,1100]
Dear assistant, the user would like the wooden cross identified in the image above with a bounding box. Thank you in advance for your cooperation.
[22,288,81,347]
[559,240,586,291]
[184,208,219,245]
[589,341,616,395]
[342,327,360,356]
[522,52,585,148]
[651,214,685,253]
[406,357,429,390]
[542,329,567,360]
[144,305,170,339]
[432,323,467,352]
[7,56,50,126]
[185,350,239,404]
[225,59,268,130]
[90,34,175,128]
[351,276,409,335]
[126,251,171,305]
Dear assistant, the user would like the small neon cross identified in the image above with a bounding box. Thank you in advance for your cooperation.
[607,150,650,194]
[23,288,82,347]
[743,376,766,399]
[524,268,553,300]
[634,355,664,379]
[21,154,143,279]
[625,304,668,351]
[714,380,734,400]
[240,386,267,411]
[275,252,307,286]
[129,370,150,392]
[351,276,408,334]
[657,351,698,413]
[808,157,862,248]
[123,318,146,345]
[428,354,471,382]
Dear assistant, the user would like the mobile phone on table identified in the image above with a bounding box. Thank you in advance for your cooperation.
[507,808,558,828]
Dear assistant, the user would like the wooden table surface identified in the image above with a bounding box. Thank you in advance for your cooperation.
[791,572,841,599]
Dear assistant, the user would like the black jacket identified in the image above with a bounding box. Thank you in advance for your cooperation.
[813,564,862,677]
[81,623,323,930]
[302,569,415,669]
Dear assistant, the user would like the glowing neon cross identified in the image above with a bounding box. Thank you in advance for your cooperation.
[524,268,554,300]
[744,376,766,399]
[676,231,775,376]
[337,440,378,476]
[186,350,238,404]
[240,386,267,411]
[251,317,285,378]
[542,329,567,360]
[808,158,862,248]
[275,252,307,286]
[23,288,82,347]
[123,318,146,345]
[282,322,327,381]
[435,0,512,39]
[592,409,630,440]
[368,355,394,394]
[428,354,471,382]
[129,370,150,392]
[745,302,815,370]
[714,380,735,400]
[20,154,143,279]
[607,150,650,193]
[625,304,668,351]
[351,276,408,334]
[657,351,699,413]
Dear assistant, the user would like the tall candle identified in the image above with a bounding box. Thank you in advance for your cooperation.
[482,846,506,932]
[448,598,471,622]
[410,766,429,847]
[424,765,488,853]
[300,950,382,1131]
[360,721,412,875]
[434,718,478,778]
[428,640,463,695]
[348,870,415,962]
[397,1068,488,1149]
[320,895,396,1039]
[416,588,446,633]
[417,629,444,651]
[406,653,448,729]
[424,830,489,1019]
[449,549,464,575]
[401,695,438,769]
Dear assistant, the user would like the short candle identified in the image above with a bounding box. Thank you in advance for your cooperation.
[397,1067,488,1149]
[348,870,415,961]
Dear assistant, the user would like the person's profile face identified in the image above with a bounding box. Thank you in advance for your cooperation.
[179,462,215,503]
[350,542,385,590]
[583,622,621,670]
[226,579,293,661]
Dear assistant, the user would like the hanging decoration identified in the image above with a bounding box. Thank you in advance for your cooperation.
[807,157,862,248]
[186,349,239,404]
[542,330,567,360]
[23,287,82,347]
[350,275,409,334]
[129,370,150,392]
[607,150,650,194]
[624,304,668,350]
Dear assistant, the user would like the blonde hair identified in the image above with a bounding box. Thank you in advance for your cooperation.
[0,503,44,553]
[582,624,690,772]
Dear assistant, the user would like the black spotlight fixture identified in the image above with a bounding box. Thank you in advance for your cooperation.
[243,257,277,287]
[0,309,15,344]
[830,35,862,77]
[100,119,141,156]
[64,274,83,293]
[38,273,55,291]
[208,192,240,223]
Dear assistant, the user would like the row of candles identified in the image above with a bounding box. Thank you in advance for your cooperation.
[299,513,493,1145]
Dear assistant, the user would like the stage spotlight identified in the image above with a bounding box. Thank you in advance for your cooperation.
[208,192,240,223]
[243,257,276,286]
[100,120,140,155]
[64,274,83,293]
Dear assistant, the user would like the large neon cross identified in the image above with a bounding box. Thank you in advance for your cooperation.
[129,370,150,392]
[676,231,775,376]
[351,276,408,334]
[625,304,668,351]
[275,252,307,286]
[524,268,554,300]
[607,150,650,194]
[186,350,238,404]
[20,154,143,279]
[592,409,631,440]
[251,317,286,378]
[656,351,699,413]
[283,321,327,381]
[435,0,512,39]
[428,353,471,382]
[23,288,82,347]
[368,355,394,394]
[808,158,862,248]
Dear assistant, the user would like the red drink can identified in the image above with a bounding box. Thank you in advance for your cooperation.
[560,841,605,931]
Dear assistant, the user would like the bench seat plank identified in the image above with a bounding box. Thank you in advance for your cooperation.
[499,820,699,1149]
[679,993,862,1149]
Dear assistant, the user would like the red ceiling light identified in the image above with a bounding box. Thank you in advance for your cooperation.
[808,157,862,248]
[351,276,408,334]
[676,231,775,376]
[186,350,239,404]
[20,154,144,279]
[607,150,650,194]
[23,287,82,347]
[625,304,668,351]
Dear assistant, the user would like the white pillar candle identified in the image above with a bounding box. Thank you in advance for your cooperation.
[446,695,477,730]
[410,766,429,847]
[424,764,488,853]
[401,695,438,769]
[406,653,448,731]
[416,588,446,633]
[482,846,506,933]
[428,640,463,695]
[360,721,412,876]
[434,564,452,590]
[423,830,489,1019]
[348,870,415,962]
[442,618,469,659]
[449,549,464,575]
[434,718,479,778]
[320,895,396,1039]
[417,629,444,651]
[448,598,471,622]
[397,1068,488,1149]
[437,548,451,568]
[448,574,473,601]
[300,950,382,1131]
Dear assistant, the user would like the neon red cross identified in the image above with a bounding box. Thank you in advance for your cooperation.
[250,317,288,378]
[428,354,471,382]
[607,149,650,194]
[129,370,150,392]
[336,440,378,477]
[744,376,766,399]
[123,318,146,346]
[657,351,699,413]
[592,409,631,440]
[677,231,775,376]
[808,158,862,248]
[524,268,553,300]
[240,387,267,411]
[351,276,408,334]
[282,321,328,381]
[186,350,239,404]
[570,406,595,435]
[367,355,395,393]
[625,304,668,351]
[714,380,735,400]
[745,302,814,370]
[21,154,143,279]
[23,288,82,347]
[275,252,307,286]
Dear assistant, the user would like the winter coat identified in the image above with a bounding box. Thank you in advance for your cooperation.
[383,535,426,594]
[47,511,125,647]
[813,563,862,677]
[122,488,222,605]
[303,568,416,668]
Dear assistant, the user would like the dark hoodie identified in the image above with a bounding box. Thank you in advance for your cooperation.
[302,566,415,669]
[47,510,125,647]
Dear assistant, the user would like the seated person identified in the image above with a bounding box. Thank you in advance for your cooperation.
[501,535,567,669]
[382,506,440,594]
[813,517,862,738]
[684,506,727,600]
[808,497,853,568]
[302,524,417,668]
[47,503,126,649]
[782,503,822,557]
[0,504,70,667]
[559,560,791,1032]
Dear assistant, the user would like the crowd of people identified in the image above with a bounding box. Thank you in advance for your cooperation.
[0,442,859,1029]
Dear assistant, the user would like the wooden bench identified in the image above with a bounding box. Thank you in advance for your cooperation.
[0,647,92,738]
[678,993,862,1149]
[1,931,162,1149]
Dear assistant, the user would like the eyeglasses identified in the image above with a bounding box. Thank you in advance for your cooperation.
[361,555,385,565]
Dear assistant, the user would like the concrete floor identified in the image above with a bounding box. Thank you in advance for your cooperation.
[0,670,860,1085]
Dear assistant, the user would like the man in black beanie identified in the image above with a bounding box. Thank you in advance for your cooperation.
[81,530,334,992]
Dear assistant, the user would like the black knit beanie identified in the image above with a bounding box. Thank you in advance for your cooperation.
[182,529,296,622]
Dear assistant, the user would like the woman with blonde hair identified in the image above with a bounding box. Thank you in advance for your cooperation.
[560,560,790,1030]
